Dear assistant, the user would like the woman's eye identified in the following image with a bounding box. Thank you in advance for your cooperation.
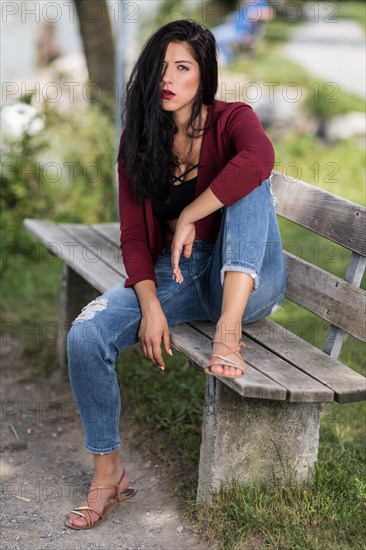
[161,64,188,72]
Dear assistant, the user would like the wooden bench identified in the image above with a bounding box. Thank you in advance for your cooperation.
[24,171,366,504]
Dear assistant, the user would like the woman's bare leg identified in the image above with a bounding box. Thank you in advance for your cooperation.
[209,271,253,376]
[67,451,130,528]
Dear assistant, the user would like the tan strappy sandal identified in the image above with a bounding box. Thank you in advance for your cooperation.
[65,473,137,530]
[204,338,246,378]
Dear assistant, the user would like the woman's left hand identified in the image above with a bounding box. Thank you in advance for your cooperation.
[171,215,196,284]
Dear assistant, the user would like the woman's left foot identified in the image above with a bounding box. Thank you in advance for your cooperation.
[65,464,136,529]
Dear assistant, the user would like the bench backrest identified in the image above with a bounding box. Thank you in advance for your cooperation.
[272,171,366,359]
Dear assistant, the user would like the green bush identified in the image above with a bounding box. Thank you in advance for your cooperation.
[1,101,116,267]
[302,82,365,120]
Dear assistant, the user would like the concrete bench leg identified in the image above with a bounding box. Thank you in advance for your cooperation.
[58,264,99,371]
[197,377,322,504]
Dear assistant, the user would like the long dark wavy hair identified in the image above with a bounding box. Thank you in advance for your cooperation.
[118,19,218,203]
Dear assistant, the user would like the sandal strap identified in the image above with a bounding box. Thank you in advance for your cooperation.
[69,510,90,526]
[70,505,103,526]
[207,354,243,369]
[211,340,245,361]
[86,471,132,503]
[212,339,246,354]
[66,471,137,529]
[206,354,245,373]
[206,338,246,375]
[87,482,118,493]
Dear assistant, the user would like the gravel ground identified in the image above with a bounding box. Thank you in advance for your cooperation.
[0,338,213,550]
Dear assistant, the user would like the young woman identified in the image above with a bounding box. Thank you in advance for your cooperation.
[65,19,286,530]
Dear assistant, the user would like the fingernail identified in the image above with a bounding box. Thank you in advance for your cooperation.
[168,349,173,356]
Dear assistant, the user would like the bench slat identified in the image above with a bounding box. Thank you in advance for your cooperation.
[23,219,121,293]
[169,324,287,401]
[323,253,366,358]
[285,252,366,342]
[189,321,333,403]
[60,223,126,278]
[273,172,366,256]
[92,223,120,244]
[91,223,127,275]
[243,318,366,404]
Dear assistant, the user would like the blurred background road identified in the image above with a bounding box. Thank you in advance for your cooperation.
[283,5,365,98]
[2,1,364,99]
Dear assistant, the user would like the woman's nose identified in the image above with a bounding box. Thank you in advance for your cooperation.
[161,68,172,84]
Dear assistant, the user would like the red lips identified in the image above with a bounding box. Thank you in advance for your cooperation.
[161,89,175,99]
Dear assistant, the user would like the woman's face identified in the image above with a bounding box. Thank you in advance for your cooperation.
[160,41,201,117]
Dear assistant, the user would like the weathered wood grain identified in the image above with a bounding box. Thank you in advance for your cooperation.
[169,324,287,401]
[243,317,366,403]
[323,252,366,357]
[285,252,366,341]
[60,223,124,277]
[92,223,120,244]
[91,224,126,278]
[272,172,366,256]
[23,219,120,292]
[188,321,333,403]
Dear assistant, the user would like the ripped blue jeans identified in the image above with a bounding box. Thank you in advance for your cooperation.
[66,178,286,454]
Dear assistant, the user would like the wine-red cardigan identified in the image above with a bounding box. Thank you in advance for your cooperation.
[118,99,275,288]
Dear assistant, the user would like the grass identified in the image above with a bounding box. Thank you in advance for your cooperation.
[1,229,62,376]
[273,133,365,205]
[192,455,366,549]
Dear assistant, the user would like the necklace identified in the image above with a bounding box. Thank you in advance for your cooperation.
[173,107,208,166]
[174,138,196,168]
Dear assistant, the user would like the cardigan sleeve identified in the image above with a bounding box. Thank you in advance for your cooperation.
[209,103,274,205]
[118,133,157,288]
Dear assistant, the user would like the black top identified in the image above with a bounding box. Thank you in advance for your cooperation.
[151,164,199,220]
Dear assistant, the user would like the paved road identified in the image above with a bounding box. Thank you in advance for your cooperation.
[283,16,365,98]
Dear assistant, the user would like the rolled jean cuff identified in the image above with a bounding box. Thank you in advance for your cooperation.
[84,440,121,455]
[220,263,259,291]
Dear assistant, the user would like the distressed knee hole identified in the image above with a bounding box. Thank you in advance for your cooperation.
[74,297,108,323]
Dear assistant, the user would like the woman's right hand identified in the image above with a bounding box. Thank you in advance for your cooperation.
[138,302,172,370]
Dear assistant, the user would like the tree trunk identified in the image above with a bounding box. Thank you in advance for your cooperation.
[73,0,115,113]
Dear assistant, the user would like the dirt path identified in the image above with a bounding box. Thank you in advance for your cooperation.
[0,338,212,550]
